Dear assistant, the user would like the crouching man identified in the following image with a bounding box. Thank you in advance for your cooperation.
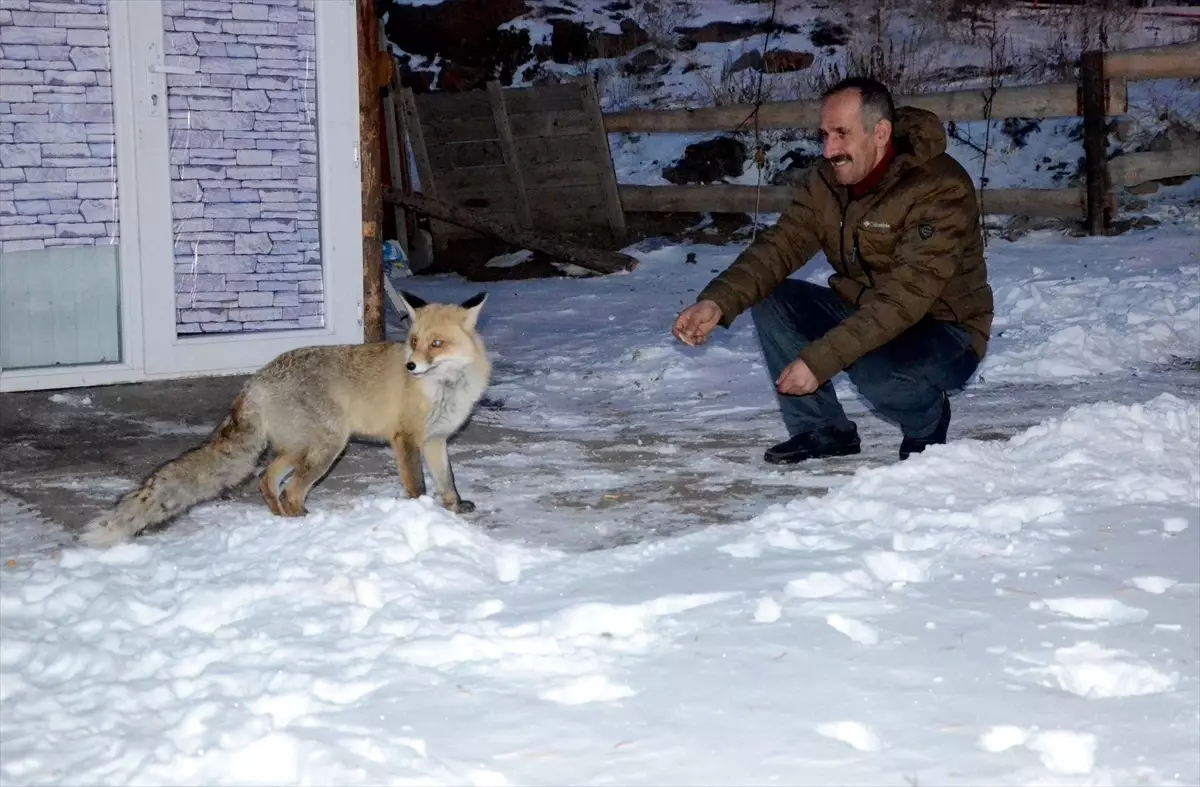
[672,76,994,463]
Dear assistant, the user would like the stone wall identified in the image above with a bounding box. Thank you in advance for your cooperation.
[0,0,120,254]
[164,0,325,334]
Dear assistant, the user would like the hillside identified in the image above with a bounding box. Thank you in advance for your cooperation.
[380,0,1200,242]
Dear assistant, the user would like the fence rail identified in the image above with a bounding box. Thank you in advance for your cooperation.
[617,144,1200,222]
[601,41,1200,232]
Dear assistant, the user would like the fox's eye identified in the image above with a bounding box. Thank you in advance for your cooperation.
[410,336,417,348]
[431,339,443,348]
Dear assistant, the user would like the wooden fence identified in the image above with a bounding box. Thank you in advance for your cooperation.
[602,41,1200,234]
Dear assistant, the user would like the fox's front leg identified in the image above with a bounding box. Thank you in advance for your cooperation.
[422,437,473,513]
[390,432,426,499]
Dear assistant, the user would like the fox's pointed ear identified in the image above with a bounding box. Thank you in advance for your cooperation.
[397,290,427,322]
[460,291,487,330]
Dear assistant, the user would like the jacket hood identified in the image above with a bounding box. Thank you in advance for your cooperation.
[892,105,947,165]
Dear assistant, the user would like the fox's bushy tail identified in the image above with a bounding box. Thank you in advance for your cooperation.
[79,393,268,547]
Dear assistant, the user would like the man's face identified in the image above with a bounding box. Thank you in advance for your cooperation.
[819,90,889,185]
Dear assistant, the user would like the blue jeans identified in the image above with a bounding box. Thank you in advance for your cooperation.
[750,280,981,440]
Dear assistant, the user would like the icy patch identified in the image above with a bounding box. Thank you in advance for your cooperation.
[1025,641,1179,699]
[1127,576,1178,594]
[816,721,882,753]
[1027,729,1097,776]
[1029,597,1149,627]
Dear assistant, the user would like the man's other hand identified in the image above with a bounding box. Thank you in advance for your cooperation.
[776,358,819,396]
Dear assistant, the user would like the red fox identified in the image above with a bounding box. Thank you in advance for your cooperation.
[80,291,491,547]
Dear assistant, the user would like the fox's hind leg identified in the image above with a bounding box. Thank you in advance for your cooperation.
[390,432,426,499]
[258,454,295,516]
[279,439,344,517]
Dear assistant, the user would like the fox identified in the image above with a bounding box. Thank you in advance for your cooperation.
[79,290,491,548]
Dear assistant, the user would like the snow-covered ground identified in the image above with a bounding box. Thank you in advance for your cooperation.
[3,212,1198,786]
[4,1,1200,784]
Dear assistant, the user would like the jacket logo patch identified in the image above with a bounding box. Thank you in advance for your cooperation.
[918,223,935,239]
[861,220,891,230]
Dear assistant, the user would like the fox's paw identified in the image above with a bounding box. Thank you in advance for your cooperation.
[77,517,130,549]
[448,498,475,514]
[278,493,309,518]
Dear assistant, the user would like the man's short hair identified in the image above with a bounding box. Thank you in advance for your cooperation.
[821,76,896,131]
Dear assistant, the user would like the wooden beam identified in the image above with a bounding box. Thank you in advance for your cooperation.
[617,184,1086,220]
[486,80,532,228]
[1104,41,1200,80]
[603,82,1087,134]
[397,86,445,250]
[379,28,407,259]
[357,0,383,342]
[384,189,639,275]
[577,75,628,241]
[1080,50,1113,235]
[1109,145,1200,187]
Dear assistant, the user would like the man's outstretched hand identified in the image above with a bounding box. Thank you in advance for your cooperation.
[776,358,819,396]
[672,300,722,346]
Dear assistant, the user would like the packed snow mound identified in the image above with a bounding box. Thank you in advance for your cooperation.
[3,394,1198,785]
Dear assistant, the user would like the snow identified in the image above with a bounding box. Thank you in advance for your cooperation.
[3,388,1198,785]
[4,1,1200,784]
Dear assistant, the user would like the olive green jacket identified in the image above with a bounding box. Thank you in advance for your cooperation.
[697,106,994,384]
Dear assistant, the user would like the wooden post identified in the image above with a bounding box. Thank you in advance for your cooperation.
[357,0,384,342]
[486,81,533,228]
[577,75,627,241]
[1080,49,1113,236]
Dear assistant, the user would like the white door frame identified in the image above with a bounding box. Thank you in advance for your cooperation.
[0,0,364,393]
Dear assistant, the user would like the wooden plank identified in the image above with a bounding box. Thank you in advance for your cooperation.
[504,82,584,115]
[617,184,1086,220]
[438,160,605,195]
[603,82,1085,134]
[378,29,407,258]
[977,188,1085,220]
[357,0,383,342]
[413,89,491,122]
[1105,41,1200,80]
[1108,76,1128,116]
[392,62,416,259]
[509,109,593,139]
[1081,50,1112,235]
[428,140,506,170]
[514,134,597,166]
[486,80,532,228]
[423,108,594,143]
[383,189,640,274]
[1109,145,1200,187]
[421,114,499,145]
[577,75,626,241]
[382,89,408,256]
[436,165,514,197]
[526,183,609,213]
[521,159,602,190]
[398,86,450,250]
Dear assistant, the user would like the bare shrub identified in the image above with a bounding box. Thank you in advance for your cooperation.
[630,0,699,51]
[1024,0,1140,82]
[803,26,936,101]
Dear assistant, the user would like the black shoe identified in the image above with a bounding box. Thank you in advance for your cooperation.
[764,424,861,465]
[899,394,951,460]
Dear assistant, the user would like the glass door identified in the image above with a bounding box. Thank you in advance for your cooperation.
[127,0,363,378]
